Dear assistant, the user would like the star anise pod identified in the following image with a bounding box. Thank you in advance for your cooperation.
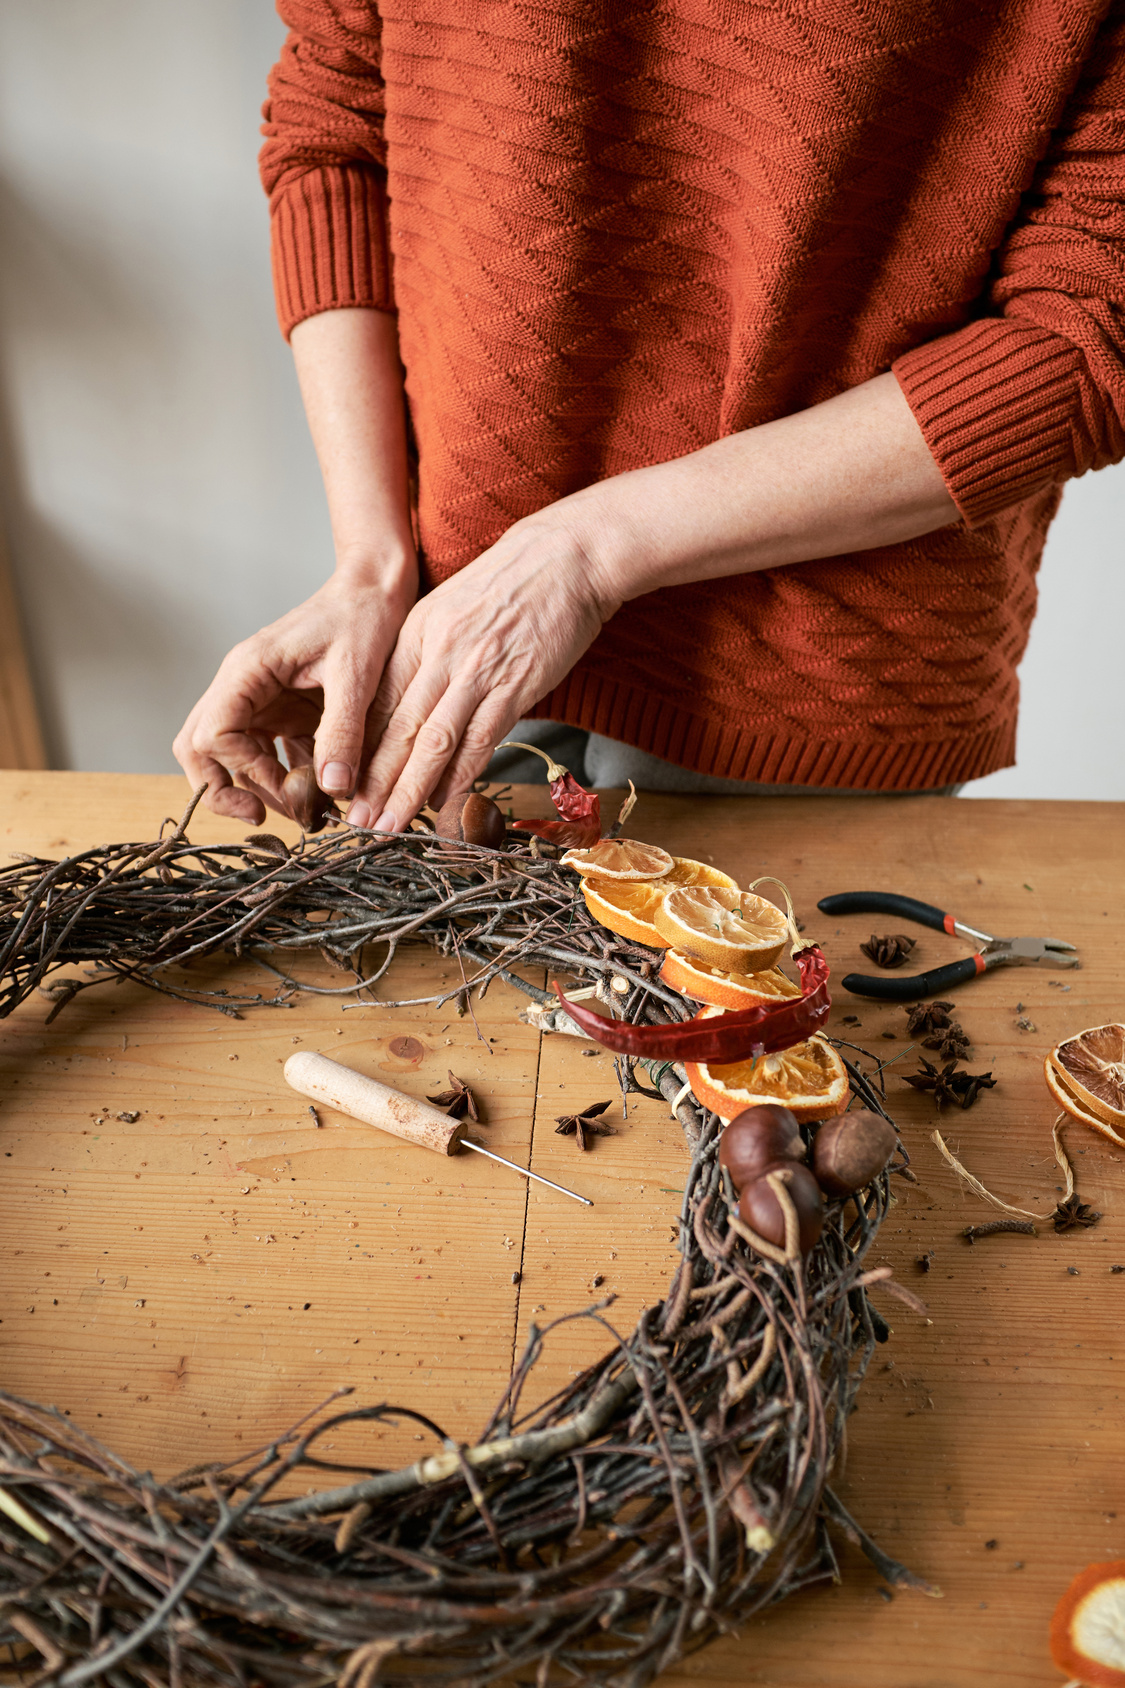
[426,1071,478,1122]
[903,1058,996,1110]
[922,1021,972,1060]
[860,932,917,969]
[904,999,956,1037]
[1053,1193,1102,1232]
[554,1099,616,1151]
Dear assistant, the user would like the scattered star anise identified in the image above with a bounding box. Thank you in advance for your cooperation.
[922,1021,972,1061]
[1053,1193,1102,1232]
[903,1058,996,1110]
[555,1099,616,1151]
[860,933,917,969]
[904,999,956,1037]
[426,1071,478,1122]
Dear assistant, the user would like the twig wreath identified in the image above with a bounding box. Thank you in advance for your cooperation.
[0,792,933,1688]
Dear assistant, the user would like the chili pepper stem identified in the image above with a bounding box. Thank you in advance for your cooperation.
[498,741,568,783]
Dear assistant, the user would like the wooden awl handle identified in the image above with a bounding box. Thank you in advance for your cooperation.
[284,1052,466,1156]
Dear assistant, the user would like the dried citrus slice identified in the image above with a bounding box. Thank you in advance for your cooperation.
[659,950,802,1010]
[560,838,675,880]
[653,887,787,972]
[1044,1054,1125,1147]
[1047,1023,1125,1129]
[686,1015,849,1123]
[582,859,738,948]
[1050,1559,1125,1686]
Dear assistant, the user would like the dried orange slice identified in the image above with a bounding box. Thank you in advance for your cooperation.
[582,859,738,948]
[659,950,802,1010]
[1050,1558,1125,1686]
[653,887,787,972]
[685,1015,849,1123]
[1047,1023,1125,1129]
[560,838,674,880]
[1044,1052,1125,1147]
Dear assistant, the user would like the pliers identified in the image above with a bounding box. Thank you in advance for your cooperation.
[816,891,1080,1000]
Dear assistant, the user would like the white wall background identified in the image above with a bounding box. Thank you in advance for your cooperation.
[0,0,1122,797]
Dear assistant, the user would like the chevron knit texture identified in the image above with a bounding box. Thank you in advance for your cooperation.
[262,0,1125,789]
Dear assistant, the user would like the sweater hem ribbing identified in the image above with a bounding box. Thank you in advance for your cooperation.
[269,164,395,341]
[893,318,1079,529]
[530,672,1016,792]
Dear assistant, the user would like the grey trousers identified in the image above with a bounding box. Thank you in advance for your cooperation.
[488,720,963,797]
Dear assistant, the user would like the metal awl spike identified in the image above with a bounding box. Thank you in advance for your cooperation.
[460,1139,593,1205]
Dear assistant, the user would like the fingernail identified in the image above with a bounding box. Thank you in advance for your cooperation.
[373,809,397,834]
[321,761,352,795]
[347,800,372,828]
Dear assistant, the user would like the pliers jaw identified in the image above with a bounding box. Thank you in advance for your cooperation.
[979,935,1081,968]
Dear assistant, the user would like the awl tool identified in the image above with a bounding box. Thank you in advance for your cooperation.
[284,1052,592,1205]
[816,891,1080,1000]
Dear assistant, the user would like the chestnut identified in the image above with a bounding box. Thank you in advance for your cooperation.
[719,1104,804,1194]
[281,764,334,833]
[811,1110,897,1199]
[435,791,507,850]
[737,1160,824,1255]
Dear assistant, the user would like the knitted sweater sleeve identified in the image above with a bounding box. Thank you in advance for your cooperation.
[259,1,393,338]
[894,5,1125,526]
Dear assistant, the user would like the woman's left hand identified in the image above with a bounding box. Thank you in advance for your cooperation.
[346,504,619,830]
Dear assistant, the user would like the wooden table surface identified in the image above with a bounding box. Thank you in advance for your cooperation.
[2,772,1123,1688]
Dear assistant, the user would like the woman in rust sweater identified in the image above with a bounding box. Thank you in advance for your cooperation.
[176,1,1125,827]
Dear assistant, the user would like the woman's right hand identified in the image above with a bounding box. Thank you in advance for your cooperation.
[173,561,416,825]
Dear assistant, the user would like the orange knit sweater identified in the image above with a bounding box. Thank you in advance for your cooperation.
[262,1,1125,790]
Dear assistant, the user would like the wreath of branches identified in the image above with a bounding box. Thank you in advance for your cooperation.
[0,795,933,1688]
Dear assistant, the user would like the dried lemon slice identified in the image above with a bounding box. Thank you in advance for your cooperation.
[560,838,675,880]
[659,950,801,1010]
[582,859,738,948]
[653,887,787,972]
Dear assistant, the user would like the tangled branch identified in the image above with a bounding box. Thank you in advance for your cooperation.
[0,814,927,1687]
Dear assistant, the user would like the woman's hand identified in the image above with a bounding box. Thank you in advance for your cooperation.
[173,563,415,824]
[342,371,957,828]
[346,508,619,831]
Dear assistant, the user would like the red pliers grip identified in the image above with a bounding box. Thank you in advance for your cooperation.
[817,891,1079,1001]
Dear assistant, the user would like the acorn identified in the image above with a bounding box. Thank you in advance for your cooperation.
[738,1160,824,1255]
[435,791,507,850]
[811,1109,897,1199]
[281,764,334,833]
[719,1104,804,1194]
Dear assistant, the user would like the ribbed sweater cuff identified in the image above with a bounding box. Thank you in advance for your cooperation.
[893,318,1079,527]
[269,164,394,340]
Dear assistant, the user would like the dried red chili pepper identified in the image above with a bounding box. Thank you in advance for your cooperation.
[503,742,602,847]
[556,944,832,1061]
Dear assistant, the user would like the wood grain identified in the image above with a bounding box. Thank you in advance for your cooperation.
[2,773,1124,1686]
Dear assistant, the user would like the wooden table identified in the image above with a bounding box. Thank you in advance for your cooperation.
[2,773,1123,1688]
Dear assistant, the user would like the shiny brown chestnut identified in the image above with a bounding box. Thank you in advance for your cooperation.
[435,791,507,850]
[719,1104,804,1194]
[737,1160,824,1255]
[281,764,334,833]
[811,1110,897,1198]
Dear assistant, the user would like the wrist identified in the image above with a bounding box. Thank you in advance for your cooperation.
[518,486,632,622]
[556,481,650,616]
[333,544,417,598]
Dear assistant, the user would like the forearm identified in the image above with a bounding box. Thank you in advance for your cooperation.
[290,307,416,587]
[565,372,958,610]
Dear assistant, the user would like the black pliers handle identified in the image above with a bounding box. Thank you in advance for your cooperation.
[816,891,1079,1001]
